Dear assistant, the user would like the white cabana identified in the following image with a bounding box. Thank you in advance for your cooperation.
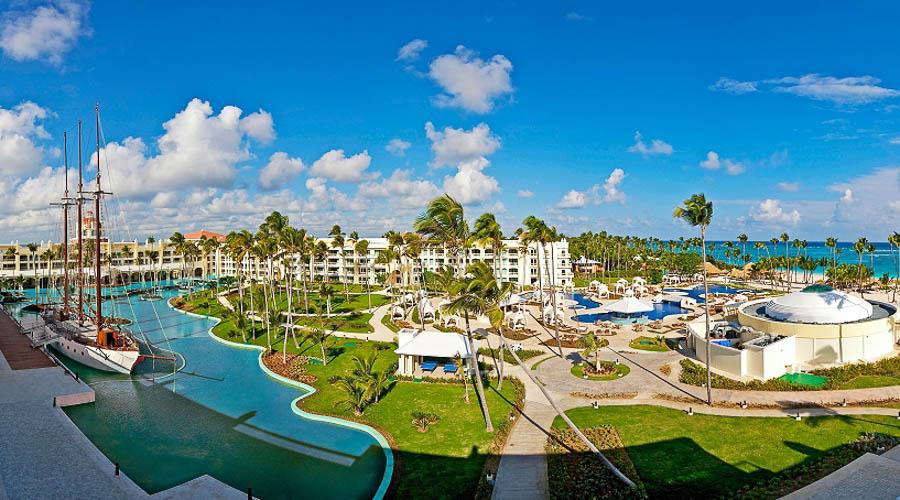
[437,298,452,311]
[390,304,406,320]
[402,293,415,306]
[615,278,629,295]
[442,314,461,328]
[395,329,476,376]
[507,310,526,329]
[542,306,565,324]
[632,276,646,286]
[594,283,610,299]
[588,280,603,292]
[419,298,435,321]
[663,274,682,285]
[633,284,649,298]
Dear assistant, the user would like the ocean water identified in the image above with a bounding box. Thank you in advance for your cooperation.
[705,241,899,278]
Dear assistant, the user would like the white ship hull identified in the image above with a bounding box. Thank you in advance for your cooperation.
[52,334,142,374]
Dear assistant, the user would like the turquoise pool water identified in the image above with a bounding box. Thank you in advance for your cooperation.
[569,293,690,323]
[6,284,388,499]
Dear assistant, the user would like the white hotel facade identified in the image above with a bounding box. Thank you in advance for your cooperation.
[0,230,572,289]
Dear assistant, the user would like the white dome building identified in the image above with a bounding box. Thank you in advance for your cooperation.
[687,285,898,381]
[764,285,873,324]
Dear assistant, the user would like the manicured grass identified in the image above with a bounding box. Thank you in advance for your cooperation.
[380,313,400,333]
[557,405,900,498]
[177,291,522,499]
[530,355,553,371]
[571,361,630,381]
[628,336,670,352]
[837,375,900,390]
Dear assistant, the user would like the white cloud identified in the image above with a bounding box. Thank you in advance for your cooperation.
[699,150,744,175]
[776,182,800,192]
[309,149,371,182]
[259,152,304,190]
[396,39,427,61]
[557,189,586,209]
[750,199,801,224]
[565,12,591,21]
[0,101,50,176]
[428,45,513,113]
[358,169,441,208]
[556,168,626,208]
[424,121,500,167]
[517,189,534,198]
[840,188,854,203]
[442,157,500,205]
[769,74,899,105]
[239,109,275,144]
[385,138,411,156]
[627,131,673,156]
[889,137,900,145]
[715,74,899,105]
[93,98,266,197]
[150,191,178,208]
[602,168,626,203]
[0,0,87,64]
[709,77,758,94]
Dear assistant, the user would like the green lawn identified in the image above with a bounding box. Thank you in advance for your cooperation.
[178,291,522,499]
[557,405,900,498]
[628,336,670,352]
[837,375,900,390]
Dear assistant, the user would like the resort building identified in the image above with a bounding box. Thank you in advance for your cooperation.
[394,328,476,377]
[0,229,571,289]
[688,285,899,381]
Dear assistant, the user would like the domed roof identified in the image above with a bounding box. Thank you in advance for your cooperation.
[764,285,873,324]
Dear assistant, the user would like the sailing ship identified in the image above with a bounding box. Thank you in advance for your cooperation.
[41,106,144,374]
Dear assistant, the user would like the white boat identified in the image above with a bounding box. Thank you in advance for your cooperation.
[46,317,142,374]
[41,106,144,375]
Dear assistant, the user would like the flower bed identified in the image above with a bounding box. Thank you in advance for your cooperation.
[571,361,630,381]
[262,353,317,384]
[545,426,647,499]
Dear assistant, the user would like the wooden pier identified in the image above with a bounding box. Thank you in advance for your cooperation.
[0,310,55,370]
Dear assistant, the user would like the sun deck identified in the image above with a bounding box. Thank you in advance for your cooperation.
[0,310,55,369]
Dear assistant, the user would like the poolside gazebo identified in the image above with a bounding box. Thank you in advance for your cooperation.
[395,329,476,377]
[602,291,654,322]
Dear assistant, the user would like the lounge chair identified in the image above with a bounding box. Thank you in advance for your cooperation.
[443,362,458,373]
[421,360,438,372]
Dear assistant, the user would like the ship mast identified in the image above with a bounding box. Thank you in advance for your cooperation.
[77,120,84,323]
[91,104,108,333]
[50,132,72,318]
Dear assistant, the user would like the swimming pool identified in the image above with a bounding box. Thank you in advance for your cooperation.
[5,285,387,499]
[663,285,749,303]
[569,292,690,324]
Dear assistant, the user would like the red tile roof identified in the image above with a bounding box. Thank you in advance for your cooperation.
[184,230,226,242]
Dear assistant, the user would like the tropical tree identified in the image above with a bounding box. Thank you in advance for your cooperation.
[474,212,504,284]
[673,193,714,406]
[225,230,253,341]
[332,375,370,415]
[414,195,469,277]
[580,332,605,372]
[306,325,333,366]
[355,239,371,309]
[854,237,869,296]
[446,260,502,432]
[889,232,900,302]
[779,232,790,290]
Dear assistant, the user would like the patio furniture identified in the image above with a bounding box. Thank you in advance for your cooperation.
[421,360,438,372]
[443,362,458,373]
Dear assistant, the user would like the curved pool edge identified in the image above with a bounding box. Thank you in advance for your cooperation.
[167,299,394,500]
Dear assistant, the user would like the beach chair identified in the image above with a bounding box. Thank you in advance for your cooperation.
[420,360,438,372]
[443,362,458,373]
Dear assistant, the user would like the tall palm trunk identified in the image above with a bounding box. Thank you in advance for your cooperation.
[701,227,712,406]
[463,311,493,432]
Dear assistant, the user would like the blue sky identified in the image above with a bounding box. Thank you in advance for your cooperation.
[1,1,899,242]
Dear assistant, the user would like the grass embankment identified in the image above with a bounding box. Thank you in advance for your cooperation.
[558,405,900,498]
[178,291,523,499]
[680,356,900,391]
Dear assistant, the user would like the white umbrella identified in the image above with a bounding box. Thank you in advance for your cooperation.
[603,296,654,315]
[500,293,523,309]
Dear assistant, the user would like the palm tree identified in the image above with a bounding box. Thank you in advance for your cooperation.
[580,332,605,372]
[854,237,869,296]
[319,281,335,316]
[306,324,332,366]
[779,232,790,290]
[825,237,838,279]
[329,225,349,299]
[414,195,469,277]
[673,193,715,406]
[226,230,253,342]
[26,242,38,292]
[453,352,470,404]
[446,260,501,432]
[355,239,371,310]
[332,375,369,416]
[474,212,504,284]
[889,232,900,303]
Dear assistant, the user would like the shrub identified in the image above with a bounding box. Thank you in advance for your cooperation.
[546,426,647,499]
[410,412,440,432]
